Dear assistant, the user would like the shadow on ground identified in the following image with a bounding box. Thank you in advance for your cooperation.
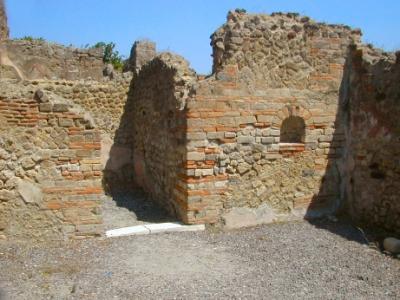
[305,48,399,248]
[101,73,176,228]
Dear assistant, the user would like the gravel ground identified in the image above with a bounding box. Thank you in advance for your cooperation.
[0,220,399,299]
[101,191,174,230]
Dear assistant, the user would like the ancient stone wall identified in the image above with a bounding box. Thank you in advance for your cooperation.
[129,12,361,226]
[211,11,361,90]
[0,0,8,41]
[126,40,157,73]
[1,40,104,80]
[128,53,196,219]
[175,12,359,226]
[31,75,132,137]
[0,80,103,240]
[339,47,400,234]
[185,71,343,225]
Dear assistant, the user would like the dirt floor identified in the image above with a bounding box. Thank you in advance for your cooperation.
[0,220,399,300]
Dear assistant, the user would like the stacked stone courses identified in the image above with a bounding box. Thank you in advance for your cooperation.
[132,11,359,224]
[0,7,399,239]
[0,80,103,239]
[131,11,399,234]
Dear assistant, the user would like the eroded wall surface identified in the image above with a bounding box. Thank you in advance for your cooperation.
[0,0,8,41]
[0,80,103,240]
[31,76,132,137]
[340,47,400,234]
[129,53,196,219]
[1,40,104,80]
[181,11,361,225]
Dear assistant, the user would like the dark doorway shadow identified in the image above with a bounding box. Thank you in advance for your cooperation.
[102,73,174,226]
[306,45,400,247]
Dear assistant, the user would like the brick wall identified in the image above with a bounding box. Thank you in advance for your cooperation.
[211,11,361,90]
[129,53,196,220]
[131,12,359,226]
[0,81,103,240]
[31,76,132,137]
[184,66,344,224]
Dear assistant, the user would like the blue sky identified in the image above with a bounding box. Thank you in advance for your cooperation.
[6,0,400,74]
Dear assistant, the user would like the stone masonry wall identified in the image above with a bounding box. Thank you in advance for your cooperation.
[185,68,344,225]
[340,47,400,234]
[211,11,361,90]
[130,12,365,226]
[1,40,105,81]
[31,75,132,137]
[179,12,360,226]
[126,40,157,73]
[0,80,103,240]
[129,53,196,220]
[0,0,8,41]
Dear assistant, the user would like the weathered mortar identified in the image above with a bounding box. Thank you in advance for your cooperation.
[128,53,196,220]
[1,40,105,80]
[131,11,399,234]
[181,11,360,225]
[0,80,103,240]
[211,11,361,90]
[31,75,132,137]
[1,7,398,238]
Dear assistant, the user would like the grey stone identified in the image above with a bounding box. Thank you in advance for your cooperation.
[34,89,49,103]
[39,103,53,112]
[20,157,35,170]
[0,189,14,202]
[237,136,255,144]
[187,152,205,161]
[53,103,69,112]
[17,179,43,204]
[58,118,74,127]
[383,237,400,254]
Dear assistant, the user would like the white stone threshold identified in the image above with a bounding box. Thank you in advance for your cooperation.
[105,222,205,238]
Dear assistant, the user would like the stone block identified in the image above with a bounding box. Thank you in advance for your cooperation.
[270,129,280,136]
[20,157,35,170]
[318,135,333,142]
[187,132,206,140]
[187,152,205,161]
[207,132,224,140]
[237,136,255,144]
[17,179,43,204]
[58,118,74,127]
[257,115,274,123]
[53,103,69,112]
[318,142,330,149]
[0,189,15,202]
[235,116,257,125]
[39,103,53,112]
[225,132,236,138]
[383,238,400,254]
[261,137,274,144]
[76,224,103,236]
[202,169,214,176]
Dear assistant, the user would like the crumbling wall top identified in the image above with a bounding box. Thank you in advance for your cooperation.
[137,52,197,109]
[128,40,157,74]
[0,0,9,41]
[210,10,362,89]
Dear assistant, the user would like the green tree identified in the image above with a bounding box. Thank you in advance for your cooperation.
[91,42,124,71]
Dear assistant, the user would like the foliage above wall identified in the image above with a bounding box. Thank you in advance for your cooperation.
[90,42,125,71]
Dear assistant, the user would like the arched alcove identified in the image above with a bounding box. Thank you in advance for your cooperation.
[280,116,305,143]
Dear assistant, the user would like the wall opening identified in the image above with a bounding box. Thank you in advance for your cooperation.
[280,116,305,143]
